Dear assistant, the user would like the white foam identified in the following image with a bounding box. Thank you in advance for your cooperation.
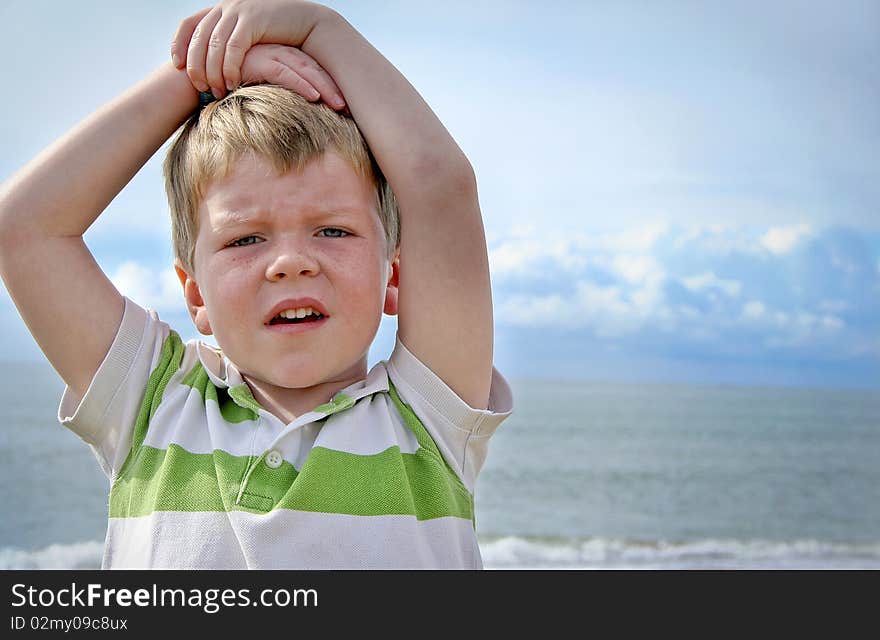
[4,537,879,570]
[0,541,103,569]
[480,536,880,569]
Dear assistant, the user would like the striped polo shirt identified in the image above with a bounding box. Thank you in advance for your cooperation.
[58,297,513,569]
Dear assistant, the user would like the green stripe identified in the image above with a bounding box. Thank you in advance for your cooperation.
[387,380,444,458]
[229,384,264,415]
[110,442,471,521]
[313,393,355,415]
[110,444,246,516]
[181,362,259,424]
[273,445,472,519]
[110,361,473,521]
[387,379,476,525]
[114,331,185,483]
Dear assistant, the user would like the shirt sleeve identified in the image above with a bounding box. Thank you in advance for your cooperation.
[57,296,173,481]
[385,334,514,493]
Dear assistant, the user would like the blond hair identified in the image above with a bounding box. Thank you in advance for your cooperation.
[163,85,399,274]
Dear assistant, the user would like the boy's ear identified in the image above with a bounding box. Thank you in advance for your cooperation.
[383,250,400,316]
[173,260,213,336]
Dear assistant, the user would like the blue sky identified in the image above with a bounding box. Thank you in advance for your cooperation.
[1,0,877,388]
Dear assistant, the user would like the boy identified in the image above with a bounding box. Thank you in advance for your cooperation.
[0,0,512,569]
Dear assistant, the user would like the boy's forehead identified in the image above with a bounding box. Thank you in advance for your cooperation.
[202,152,377,225]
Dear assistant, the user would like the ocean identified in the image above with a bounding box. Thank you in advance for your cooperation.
[1,361,878,569]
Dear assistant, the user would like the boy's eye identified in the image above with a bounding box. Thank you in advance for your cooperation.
[319,228,349,238]
[229,235,262,247]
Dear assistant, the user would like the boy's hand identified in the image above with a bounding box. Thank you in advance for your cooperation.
[171,1,339,104]
[175,1,494,411]
[239,43,346,110]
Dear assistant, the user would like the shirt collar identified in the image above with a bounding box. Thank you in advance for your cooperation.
[195,340,390,418]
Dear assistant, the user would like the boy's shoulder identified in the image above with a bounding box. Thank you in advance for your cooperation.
[61,297,512,490]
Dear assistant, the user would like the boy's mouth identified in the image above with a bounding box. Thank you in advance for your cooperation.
[264,299,330,329]
[268,309,326,325]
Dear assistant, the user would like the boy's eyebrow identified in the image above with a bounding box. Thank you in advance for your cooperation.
[211,207,362,231]
[212,210,251,229]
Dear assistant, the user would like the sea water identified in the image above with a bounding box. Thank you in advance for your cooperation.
[2,362,878,569]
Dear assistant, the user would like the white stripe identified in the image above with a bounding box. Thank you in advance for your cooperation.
[141,380,260,457]
[315,392,420,455]
[59,298,170,479]
[103,512,248,569]
[140,362,420,463]
[386,336,514,493]
[104,510,480,569]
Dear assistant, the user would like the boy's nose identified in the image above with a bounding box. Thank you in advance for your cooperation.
[265,247,320,281]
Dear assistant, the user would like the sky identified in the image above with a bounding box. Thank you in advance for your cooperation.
[0,0,878,389]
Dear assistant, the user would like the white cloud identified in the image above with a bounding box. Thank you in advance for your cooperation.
[573,282,644,337]
[497,275,671,337]
[497,293,577,329]
[109,261,186,314]
[610,254,662,285]
[488,242,538,275]
[759,224,812,255]
[490,222,871,367]
[593,221,670,253]
[488,226,672,283]
[830,250,859,274]
[674,223,733,249]
[673,224,765,255]
[682,272,742,297]
[489,228,672,336]
[743,300,766,318]
[741,298,844,348]
[818,299,851,313]
[488,237,589,278]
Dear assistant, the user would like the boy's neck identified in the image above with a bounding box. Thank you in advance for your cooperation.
[241,358,369,424]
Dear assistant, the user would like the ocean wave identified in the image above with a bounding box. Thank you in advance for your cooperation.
[0,541,103,569]
[479,536,880,569]
[4,537,880,569]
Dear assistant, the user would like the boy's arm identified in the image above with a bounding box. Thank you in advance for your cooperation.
[308,10,494,410]
[0,64,199,400]
[0,46,342,402]
[178,2,494,409]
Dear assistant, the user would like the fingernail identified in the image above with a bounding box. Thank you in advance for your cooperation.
[212,88,223,100]
[172,53,180,67]
[309,89,321,101]
[333,97,346,108]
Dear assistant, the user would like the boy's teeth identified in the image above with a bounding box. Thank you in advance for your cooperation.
[278,307,317,319]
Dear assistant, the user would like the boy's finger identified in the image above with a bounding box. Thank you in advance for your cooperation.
[186,7,223,93]
[314,73,347,111]
[206,14,240,97]
[263,62,321,102]
[222,20,253,92]
[170,7,212,68]
[281,49,347,110]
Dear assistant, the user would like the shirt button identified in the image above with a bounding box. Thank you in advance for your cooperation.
[265,450,283,469]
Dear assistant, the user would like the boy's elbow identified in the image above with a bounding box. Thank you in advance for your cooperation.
[412,152,477,199]
[0,204,27,254]
[450,160,477,195]
[0,186,38,246]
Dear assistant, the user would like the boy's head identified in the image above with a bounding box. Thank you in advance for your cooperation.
[164,85,399,274]
[163,85,401,391]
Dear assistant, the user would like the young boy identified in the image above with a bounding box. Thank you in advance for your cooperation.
[0,0,512,569]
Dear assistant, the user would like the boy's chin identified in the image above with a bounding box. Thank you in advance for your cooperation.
[267,361,353,389]
[261,369,326,390]
[241,351,369,391]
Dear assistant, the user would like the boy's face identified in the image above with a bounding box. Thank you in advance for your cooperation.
[176,151,399,392]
